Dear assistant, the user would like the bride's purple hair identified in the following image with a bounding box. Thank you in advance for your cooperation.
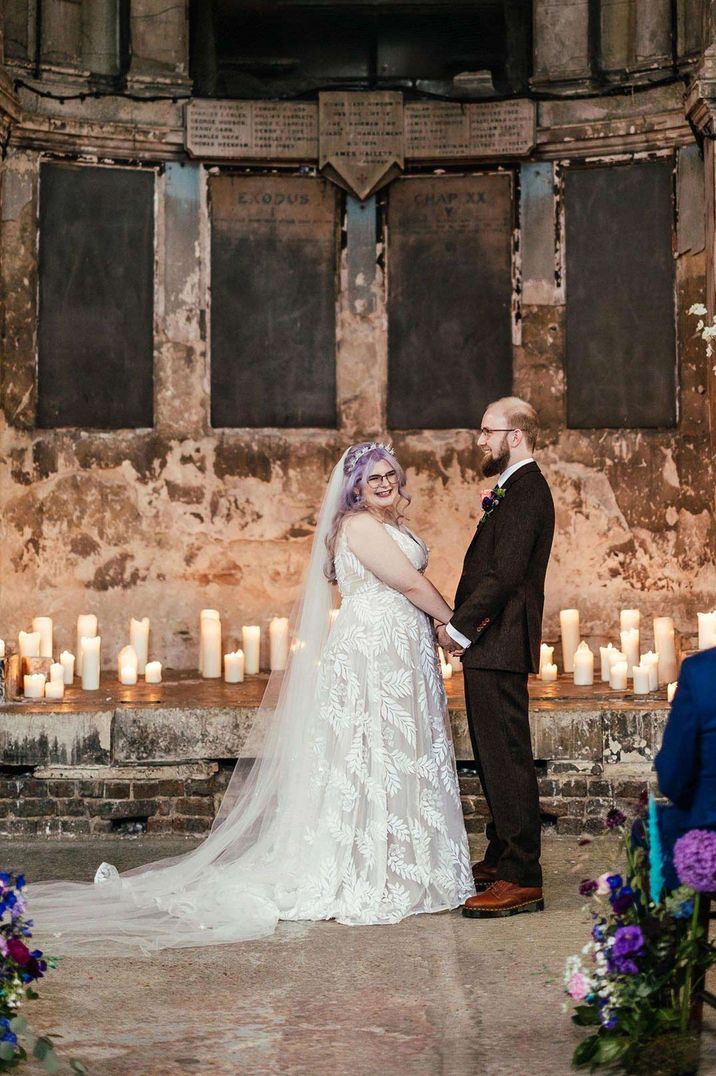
[324,443,411,583]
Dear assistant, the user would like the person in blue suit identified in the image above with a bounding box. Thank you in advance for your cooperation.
[654,647,716,889]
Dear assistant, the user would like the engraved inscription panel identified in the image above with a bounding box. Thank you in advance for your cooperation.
[319,91,404,200]
[187,100,317,160]
[405,99,535,159]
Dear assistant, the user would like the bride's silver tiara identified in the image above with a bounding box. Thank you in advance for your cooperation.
[345,441,394,473]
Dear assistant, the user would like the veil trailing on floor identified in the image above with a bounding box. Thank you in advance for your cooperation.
[29,450,350,954]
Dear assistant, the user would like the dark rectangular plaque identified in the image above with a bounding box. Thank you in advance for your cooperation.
[387,174,513,430]
[210,176,338,428]
[37,163,154,429]
[565,159,676,428]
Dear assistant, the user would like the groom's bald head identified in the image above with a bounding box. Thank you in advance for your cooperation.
[487,396,539,451]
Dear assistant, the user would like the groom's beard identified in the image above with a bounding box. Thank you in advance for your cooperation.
[481,438,510,479]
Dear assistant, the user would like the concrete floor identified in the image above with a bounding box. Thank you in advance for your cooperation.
[6,834,716,1076]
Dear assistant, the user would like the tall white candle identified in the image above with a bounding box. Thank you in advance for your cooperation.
[81,636,101,691]
[599,643,616,682]
[620,609,640,631]
[0,640,4,658]
[145,661,162,684]
[76,614,97,676]
[60,650,75,685]
[201,616,222,678]
[641,651,659,691]
[23,673,46,699]
[654,616,678,685]
[697,611,716,651]
[269,617,289,672]
[18,631,41,658]
[242,625,261,675]
[118,645,138,685]
[559,609,580,673]
[620,628,640,680]
[573,641,594,686]
[541,663,558,682]
[32,617,53,658]
[130,617,150,675]
[633,666,650,695]
[224,650,245,683]
[44,679,64,700]
[199,610,220,674]
[49,662,64,684]
[667,681,677,703]
[539,643,554,679]
[609,660,628,691]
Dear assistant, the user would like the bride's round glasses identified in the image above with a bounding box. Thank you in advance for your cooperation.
[366,470,399,489]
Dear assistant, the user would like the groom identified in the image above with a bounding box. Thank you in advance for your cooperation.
[437,396,554,918]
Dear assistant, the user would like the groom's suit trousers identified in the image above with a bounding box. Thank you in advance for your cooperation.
[463,666,542,889]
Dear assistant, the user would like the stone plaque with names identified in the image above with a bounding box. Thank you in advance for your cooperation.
[319,91,404,200]
[186,100,317,160]
[405,99,535,160]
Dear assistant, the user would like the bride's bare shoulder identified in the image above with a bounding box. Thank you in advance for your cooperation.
[341,512,384,543]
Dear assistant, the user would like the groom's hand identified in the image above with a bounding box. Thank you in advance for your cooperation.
[436,623,465,655]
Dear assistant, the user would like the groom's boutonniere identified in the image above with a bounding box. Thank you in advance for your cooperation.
[481,486,507,517]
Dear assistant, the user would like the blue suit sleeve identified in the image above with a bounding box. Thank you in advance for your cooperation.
[655,664,699,809]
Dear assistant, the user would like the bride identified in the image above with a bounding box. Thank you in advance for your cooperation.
[31,443,474,953]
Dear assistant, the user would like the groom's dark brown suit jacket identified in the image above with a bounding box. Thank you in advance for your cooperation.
[452,461,555,674]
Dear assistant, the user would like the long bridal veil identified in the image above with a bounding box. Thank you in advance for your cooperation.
[30,451,349,954]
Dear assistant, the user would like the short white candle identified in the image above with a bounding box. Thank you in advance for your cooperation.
[573,641,594,686]
[633,666,650,695]
[450,650,462,673]
[559,609,580,673]
[242,625,261,675]
[199,610,220,674]
[76,614,97,676]
[224,649,245,683]
[599,643,616,682]
[697,611,716,651]
[609,660,628,691]
[145,661,162,684]
[641,651,658,691]
[117,644,138,684]
[23,673,46,699]
[654,616,678,685]
[667,681,677,703]
[438,646,453,680]
[44,679,64,700]
[539,643,554,679]
[18,631,41,658]
[49,662,64,684]
[32,616,53,658]
[620,628,640,680]
[81,636,101,690]
[130,617,150,675]
[201,616,222,678]
[541,663,558,682]
[0,640,4,658]
[620,609,640,631]
[269,617,289,672]
[60,650,75,685]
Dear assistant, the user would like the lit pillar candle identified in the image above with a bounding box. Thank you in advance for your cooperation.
[633,666,650,695]
[201,616,222,678]
[130,617,150,675]
[438,646,453,680]
[49,662,64,684]
[242,625,261,675]
[667,681,678,703]
[539,644,554,679]
[559,609,580,673]
[654,616,678,685]
[573,641,594,686]
[599,643,616,682]
[23,673,46,699]
[118,644,138,685]
[81,636,101,690]
[641,651,658,691]
[697,611,716,651]
[269,617,289,672]
[450,651,462,673]
[609,660,628,690]
[76,615,97,676]
[199,610,220,674]
[32,617,53,658]
[620,628,640,680]
[145,661,162,684]
[620,609,640,632]
[60,650,75,685]
[224,649,245,683]
[541,663,558,682]
[45,679,64,700]
[18,631,41,658]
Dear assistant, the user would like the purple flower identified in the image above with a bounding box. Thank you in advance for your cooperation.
[7,937,32,966]
[673,829,716,892]
[612,956,639,975]
[579,879,598,896]
[613,924,644,957]
[611,889,636,915]
[605,808,627,830]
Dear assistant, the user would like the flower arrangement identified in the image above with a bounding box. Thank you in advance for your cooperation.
[564,803,716,1074]
[480,486,507,517]
[0,871,85,1072]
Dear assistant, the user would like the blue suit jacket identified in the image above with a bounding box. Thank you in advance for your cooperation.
[655,647,716,829]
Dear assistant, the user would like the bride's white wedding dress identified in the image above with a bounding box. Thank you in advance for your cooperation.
[30,455,473,954]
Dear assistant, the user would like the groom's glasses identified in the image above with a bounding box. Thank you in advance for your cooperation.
[366,470,399,489]
[479,427,517,438]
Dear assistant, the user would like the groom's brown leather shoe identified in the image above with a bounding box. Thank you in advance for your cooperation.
[462,879,544,918]
[471,860,497,892]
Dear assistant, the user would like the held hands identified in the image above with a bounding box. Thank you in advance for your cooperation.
[435,622,465,656]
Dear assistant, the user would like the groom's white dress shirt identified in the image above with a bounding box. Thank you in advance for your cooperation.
[445,456,535,651]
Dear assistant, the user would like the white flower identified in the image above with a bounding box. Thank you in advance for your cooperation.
[689,303,707,316]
